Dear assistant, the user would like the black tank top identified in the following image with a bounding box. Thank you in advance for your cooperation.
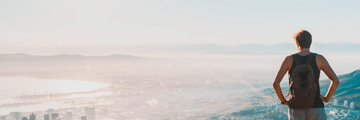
[288,53,324,108]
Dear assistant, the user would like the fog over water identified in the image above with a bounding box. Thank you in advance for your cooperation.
[0,77,109,98]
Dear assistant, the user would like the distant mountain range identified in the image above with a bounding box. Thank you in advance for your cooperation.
[0,53,140,62]
[235,42,360,53]
[1,42,359,55]
[120,42,360,54]
[320,69,360,109]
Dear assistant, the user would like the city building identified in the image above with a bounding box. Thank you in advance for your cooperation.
[44,114,50,120]
[81,116,86,120]
[11,112,21,120]
[29,113,35,120]
[350,102,355,109]
[1,116,6,120]
[334,99,338,106]
[344,100,349,107]
[66,111,73,120]
[21,117,28,120]
[47,109,55,120]
[51,113,59,120]
[85,107,96,120]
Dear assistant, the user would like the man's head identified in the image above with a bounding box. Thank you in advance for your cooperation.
[293,30,312,49]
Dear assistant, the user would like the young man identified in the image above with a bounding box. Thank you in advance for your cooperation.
[272,30,340,120]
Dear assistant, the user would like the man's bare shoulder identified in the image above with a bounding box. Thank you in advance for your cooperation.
[282,55,294,69]
[284,54,293,62]
[315,54,328,69]
[316,54,326,62]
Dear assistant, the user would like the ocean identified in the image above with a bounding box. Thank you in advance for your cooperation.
[0,77,109,115]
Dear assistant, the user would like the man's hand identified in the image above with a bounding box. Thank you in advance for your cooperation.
[319,95,329,103]
[282,101,289,106]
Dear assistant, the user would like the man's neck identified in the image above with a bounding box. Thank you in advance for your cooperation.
[298,48,311,55]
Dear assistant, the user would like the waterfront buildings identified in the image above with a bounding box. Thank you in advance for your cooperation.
[44,114,50,120]
[66,111,73,120]
[85,107,96,120]
[81,116,86,120]
[29,113,35,120]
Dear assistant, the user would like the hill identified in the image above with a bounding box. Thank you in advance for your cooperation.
[320,69,360,109]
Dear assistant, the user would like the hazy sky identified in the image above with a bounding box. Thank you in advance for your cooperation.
[1,0,359,47]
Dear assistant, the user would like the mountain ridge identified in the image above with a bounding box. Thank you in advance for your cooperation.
[320,69,360,109]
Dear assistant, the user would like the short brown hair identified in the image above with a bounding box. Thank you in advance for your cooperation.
[293,30,312,48]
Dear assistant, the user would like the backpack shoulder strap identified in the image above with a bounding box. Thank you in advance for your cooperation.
[292,54,301,65]
[305,53,316,65]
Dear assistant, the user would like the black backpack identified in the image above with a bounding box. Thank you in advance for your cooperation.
[288,54,318,109]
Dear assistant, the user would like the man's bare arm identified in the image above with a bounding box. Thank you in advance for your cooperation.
[317,55,340,102]
[273,56,292,104]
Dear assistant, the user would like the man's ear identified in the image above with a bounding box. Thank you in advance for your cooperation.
[294,41,300,51]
